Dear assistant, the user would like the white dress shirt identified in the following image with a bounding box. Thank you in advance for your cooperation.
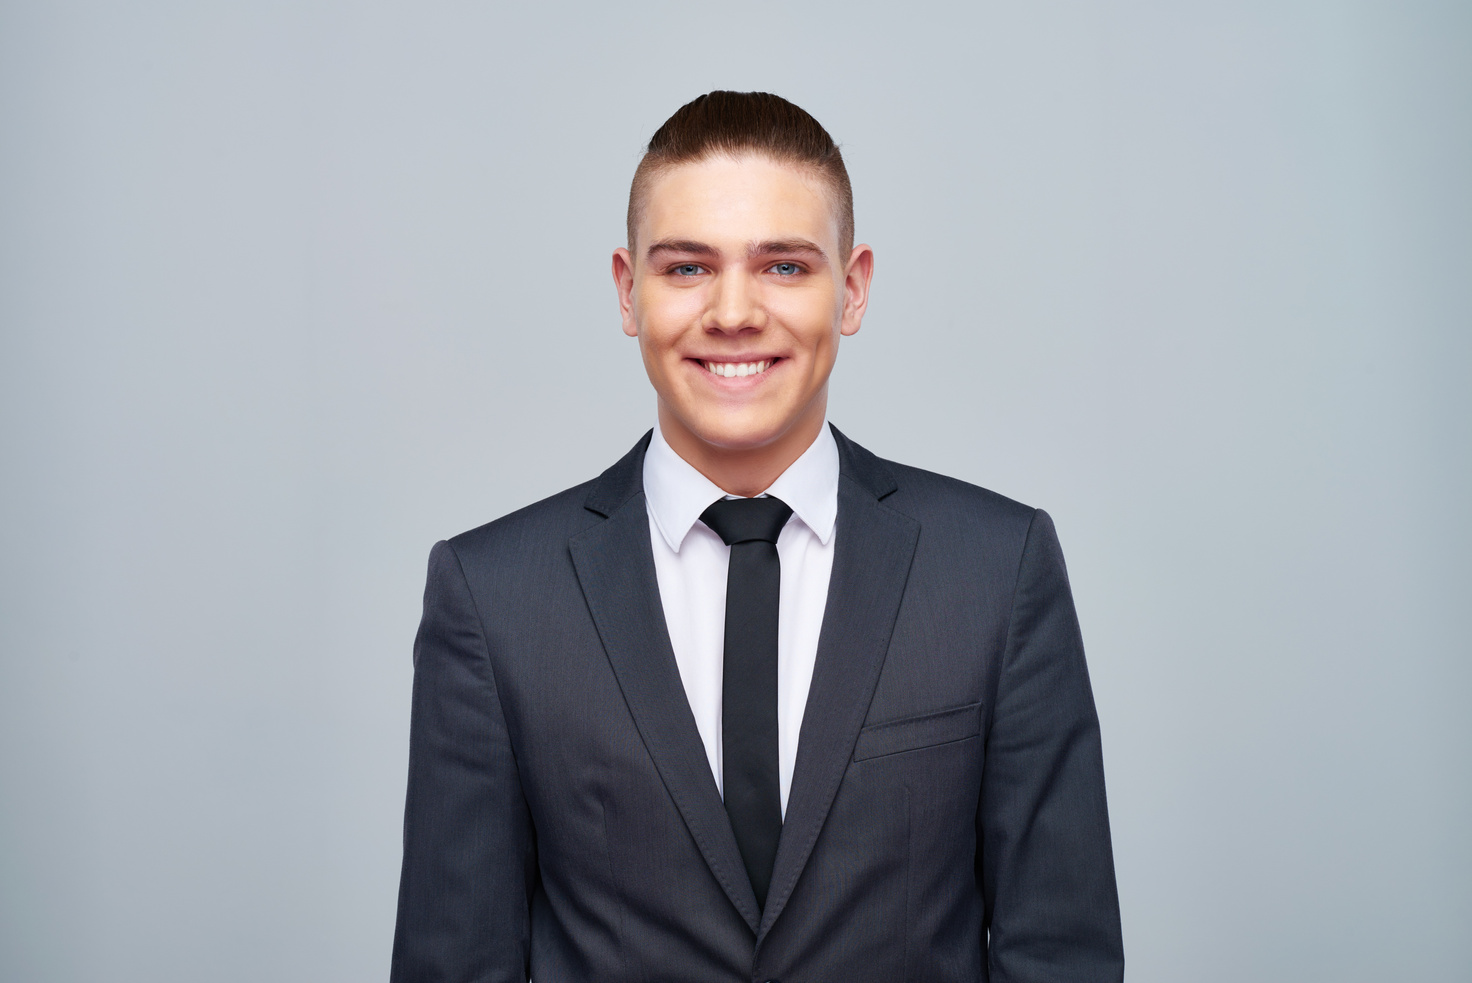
[643,422,839,817]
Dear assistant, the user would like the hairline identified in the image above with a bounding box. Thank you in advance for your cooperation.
[627,149,855,261]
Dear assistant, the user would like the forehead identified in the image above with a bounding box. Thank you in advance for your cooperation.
[639,154,840,252]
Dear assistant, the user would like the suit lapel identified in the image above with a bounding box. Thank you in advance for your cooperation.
[570,436,762,934]
[758,429,920,941]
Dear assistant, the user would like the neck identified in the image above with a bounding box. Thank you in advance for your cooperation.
[658,395,828,498]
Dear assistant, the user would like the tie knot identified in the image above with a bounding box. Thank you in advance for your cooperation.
[700,496,793,546]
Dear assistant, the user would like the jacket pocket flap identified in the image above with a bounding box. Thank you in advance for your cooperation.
[852,701,983,761]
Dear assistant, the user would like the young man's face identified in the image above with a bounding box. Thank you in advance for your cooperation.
[614,154,873,457]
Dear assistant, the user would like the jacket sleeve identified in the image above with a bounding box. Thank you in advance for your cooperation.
[390,541,537,983]
[978,510,1124,982]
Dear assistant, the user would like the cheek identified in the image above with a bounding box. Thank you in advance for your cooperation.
[769,276,840,320]
[638,283,707,336]
[769,292,841,358]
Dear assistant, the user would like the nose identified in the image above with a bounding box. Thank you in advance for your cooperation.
[703,270,765,334]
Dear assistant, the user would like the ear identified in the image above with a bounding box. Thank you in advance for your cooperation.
[840,244,874,337]
[612,247,638,337]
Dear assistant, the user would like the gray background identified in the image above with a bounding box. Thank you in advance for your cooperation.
[2,2,1468,980]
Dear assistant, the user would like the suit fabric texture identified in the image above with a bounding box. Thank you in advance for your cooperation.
[390,427,1124,983]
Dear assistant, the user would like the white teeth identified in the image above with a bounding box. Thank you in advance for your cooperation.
[704,359,773,377]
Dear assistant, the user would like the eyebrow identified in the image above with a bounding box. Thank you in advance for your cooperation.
[750,238,827,259]
[646,239,718,260]
[645,237,829,261]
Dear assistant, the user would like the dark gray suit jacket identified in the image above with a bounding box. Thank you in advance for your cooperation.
[391,427,1123,982]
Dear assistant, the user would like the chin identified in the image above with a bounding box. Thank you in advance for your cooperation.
[686,410,797,452]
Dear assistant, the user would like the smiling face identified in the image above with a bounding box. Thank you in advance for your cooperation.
[613,153,873,492]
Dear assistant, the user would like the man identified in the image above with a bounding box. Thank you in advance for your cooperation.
[391,91,1123,983]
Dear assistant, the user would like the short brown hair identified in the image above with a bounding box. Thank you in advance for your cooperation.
[627,91,854,258]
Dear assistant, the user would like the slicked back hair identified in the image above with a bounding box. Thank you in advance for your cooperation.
[627,91,854,260]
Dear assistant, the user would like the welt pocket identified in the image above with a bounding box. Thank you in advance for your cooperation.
[852,701,983,762]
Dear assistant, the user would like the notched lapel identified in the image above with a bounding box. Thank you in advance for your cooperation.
[758,467,920,940]
[569,483,762,934]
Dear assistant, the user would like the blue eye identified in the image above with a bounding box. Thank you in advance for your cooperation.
[772,263,800,276]
[675,264,703,276]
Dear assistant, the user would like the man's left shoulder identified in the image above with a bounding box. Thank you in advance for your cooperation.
[881,456,1044,557]
[882,458,1033,523]
[835,427,1038,540]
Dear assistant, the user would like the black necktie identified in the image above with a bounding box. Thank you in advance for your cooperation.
[699,495,793,910]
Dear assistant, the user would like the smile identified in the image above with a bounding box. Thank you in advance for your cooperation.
[699,358,777,379]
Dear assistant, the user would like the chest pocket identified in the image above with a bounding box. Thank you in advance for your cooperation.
[852,701,983,762]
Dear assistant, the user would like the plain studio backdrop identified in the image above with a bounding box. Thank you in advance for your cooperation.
[1,2,1468,980]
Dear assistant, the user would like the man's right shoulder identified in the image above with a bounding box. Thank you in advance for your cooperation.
[440,476,606,566]
[427,432,651,582]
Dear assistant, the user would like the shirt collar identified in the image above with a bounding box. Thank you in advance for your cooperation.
[643,421,840,553]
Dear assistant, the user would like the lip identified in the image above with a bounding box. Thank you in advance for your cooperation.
[686,355,785,387]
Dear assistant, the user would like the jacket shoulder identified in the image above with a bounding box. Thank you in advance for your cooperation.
[433,430,650,579]
[880,458,1038,532]
[442,477,602,566]
[831,424,1039,539]
[874,457,1052,605]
